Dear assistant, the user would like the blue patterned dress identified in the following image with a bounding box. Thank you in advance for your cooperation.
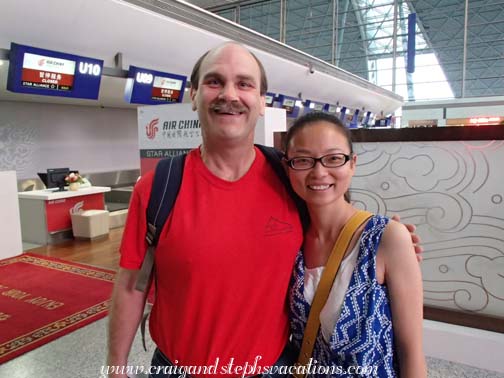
[289,215,398,377]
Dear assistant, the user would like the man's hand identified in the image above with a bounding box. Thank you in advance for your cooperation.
[391,214,423,262]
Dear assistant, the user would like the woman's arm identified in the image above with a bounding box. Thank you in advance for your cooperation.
[379,220,426,378]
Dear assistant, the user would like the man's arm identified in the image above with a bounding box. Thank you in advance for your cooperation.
[391,214,423,261]
[107,268,149,378]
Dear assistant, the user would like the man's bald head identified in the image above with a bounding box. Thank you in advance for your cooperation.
[190,42,268,96]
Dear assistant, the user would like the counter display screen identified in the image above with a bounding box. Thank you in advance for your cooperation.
[282,98,296,114]
[265,93,274,106]
[7,43,103,100]
[125,66,187,105]
[21,53,76,91]
[151,76,183,102]
[328,105,338,113]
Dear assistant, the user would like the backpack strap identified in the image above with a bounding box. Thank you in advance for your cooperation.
[255,144,309,232]
[135,154,187,292]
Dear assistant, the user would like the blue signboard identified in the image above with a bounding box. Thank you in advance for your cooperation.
[323,104,339,114]
[7,43,103,100]
[124,66,187,105]
[304,100,324,114]
[265,92,276,107]
[374,116,392,127]
[339,106,347,123]
[363,111,372,127]
[349,109,360,128]
[276,94,300,118]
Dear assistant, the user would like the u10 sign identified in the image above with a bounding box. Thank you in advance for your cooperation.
[7,43,104,100]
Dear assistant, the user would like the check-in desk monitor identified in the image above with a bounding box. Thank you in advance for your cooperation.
[46,168,70,191]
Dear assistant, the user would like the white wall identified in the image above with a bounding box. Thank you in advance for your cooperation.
[401,96,504,127]
[0,171,22,258]
[446,105,504,119]
[0,101,139,179]
[400,108,444,126]
[424,320,504,373]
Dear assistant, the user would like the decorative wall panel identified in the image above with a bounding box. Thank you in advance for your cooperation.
[352,141,504,318]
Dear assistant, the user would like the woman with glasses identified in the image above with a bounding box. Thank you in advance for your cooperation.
[284,112,425,377]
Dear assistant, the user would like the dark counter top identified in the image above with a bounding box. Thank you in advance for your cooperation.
[273,125,504,150]
[350,125,504,142]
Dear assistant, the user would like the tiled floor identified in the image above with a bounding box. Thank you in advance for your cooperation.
[0,316,154,378]
[426,357,504,378]
[1,317,503,378]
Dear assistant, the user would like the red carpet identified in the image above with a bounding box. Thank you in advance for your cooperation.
[0,253,116,364]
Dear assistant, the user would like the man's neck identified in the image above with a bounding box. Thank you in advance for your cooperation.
[200,142,256,182]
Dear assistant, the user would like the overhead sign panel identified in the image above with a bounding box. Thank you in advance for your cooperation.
[265,92,275,107]
[125,66,187,105]
[7,43,103,100]
[276,94,301,118]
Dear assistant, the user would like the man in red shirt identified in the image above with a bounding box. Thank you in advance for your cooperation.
[108,42,303,378]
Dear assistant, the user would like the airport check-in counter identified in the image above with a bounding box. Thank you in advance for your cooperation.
[18,186,111,245]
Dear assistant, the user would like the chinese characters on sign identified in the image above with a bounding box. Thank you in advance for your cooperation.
[21,53,75,91]
[151,76,183,103]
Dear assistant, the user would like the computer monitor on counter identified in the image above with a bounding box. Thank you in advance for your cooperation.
[46,168,70,191]
[38,169,81,191]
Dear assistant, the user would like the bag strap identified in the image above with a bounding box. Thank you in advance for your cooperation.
[137,154,186,351]
[255,144,309,232]
[135,154,187,292]
[294,210,373,378]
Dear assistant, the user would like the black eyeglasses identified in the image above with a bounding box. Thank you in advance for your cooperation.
[285,153,352,170]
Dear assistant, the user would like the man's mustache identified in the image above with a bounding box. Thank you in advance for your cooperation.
[211,101,247,113]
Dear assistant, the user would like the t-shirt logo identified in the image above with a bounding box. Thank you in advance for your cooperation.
[264,216,293,236]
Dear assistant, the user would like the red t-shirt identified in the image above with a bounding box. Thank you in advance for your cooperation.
[120,147,303,376]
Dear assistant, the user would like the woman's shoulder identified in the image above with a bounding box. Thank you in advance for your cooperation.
[378,218,415,261]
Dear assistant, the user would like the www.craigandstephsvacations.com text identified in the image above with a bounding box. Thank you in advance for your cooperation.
[100,356,378,377]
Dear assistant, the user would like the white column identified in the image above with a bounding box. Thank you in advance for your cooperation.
[0,171,23,259]
[254,107,287,147]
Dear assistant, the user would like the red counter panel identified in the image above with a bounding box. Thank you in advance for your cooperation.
[45,193,105,232]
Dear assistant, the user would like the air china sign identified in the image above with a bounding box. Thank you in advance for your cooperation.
[138,103,202,174]
[138,103,202,150]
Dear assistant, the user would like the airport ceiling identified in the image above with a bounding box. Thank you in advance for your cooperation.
[190,0,504,99]
[0,0,402,113]
[413,0,504,97]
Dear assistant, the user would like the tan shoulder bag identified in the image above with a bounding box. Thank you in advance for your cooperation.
[293,210,373,378]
